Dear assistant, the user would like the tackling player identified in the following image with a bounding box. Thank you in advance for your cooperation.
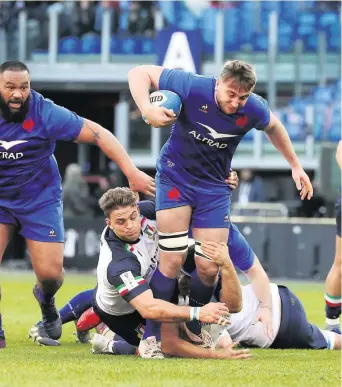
[0,60,155,349]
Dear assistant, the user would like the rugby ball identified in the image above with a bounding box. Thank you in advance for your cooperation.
[143,90,182,124]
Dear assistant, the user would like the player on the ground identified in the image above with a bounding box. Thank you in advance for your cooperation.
[324,140,342,332]
[84,187,230,358]
[0,60,155,349]
[202,246,341,353]
[127,60,313,348]
[90,241,341,358]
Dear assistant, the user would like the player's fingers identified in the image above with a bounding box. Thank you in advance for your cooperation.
[294,177,302,191]
[163,108,176,118]
[234,353,252,360]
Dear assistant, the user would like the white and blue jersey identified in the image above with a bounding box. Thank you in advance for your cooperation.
[155,69,270,228]
[0,90,83,241]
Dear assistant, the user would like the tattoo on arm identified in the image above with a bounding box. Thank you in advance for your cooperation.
[86,123,101,143]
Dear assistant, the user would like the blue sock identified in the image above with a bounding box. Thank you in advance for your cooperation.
[0,314,4,336]
[59,289,94,324]
[186,269,216,335]
[142,268,176,341]
[112,339,136,355]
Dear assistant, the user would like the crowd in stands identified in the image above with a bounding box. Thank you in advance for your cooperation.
[0,1,340,56]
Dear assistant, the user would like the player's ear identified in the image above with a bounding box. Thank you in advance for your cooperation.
[105,218,111,227]
[215,79,220,91]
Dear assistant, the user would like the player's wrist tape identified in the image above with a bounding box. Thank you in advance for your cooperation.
[190,307,201,321]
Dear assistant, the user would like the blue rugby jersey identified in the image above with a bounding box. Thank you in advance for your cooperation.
[157,69,270,194]
[0,90,83,211]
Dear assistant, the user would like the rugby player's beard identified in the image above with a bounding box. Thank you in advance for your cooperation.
[0,92,30,123]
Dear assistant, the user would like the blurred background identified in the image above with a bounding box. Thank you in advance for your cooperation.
[0,0,340,279]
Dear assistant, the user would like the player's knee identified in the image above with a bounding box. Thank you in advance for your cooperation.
[334,253,341,267]
[36,265,64,281]
[158,230,189,254]
[196,262,219,282]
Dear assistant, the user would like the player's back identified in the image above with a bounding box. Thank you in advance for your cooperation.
[157,69,270,194]
[0,90,83,211]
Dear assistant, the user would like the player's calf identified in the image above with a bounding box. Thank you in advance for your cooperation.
[33,284,62,340]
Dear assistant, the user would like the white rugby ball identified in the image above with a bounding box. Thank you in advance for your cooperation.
[143,90,182,124]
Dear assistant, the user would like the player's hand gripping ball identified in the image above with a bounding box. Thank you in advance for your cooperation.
[142,90,182,125]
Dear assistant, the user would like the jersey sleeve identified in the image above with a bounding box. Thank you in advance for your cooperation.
[252,95,271,131]
[228,223,255,272]
[40,97,84,141]
[107,253,150,303]
[138,200,156,220]
[159,69,192,101]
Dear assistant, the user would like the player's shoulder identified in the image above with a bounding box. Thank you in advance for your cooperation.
[30,89,56,118]
[102,226,134,260]
[245,93,269,111]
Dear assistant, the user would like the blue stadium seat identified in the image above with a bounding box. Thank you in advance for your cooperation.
[297,12,317,37]
[199,7,217,54]
[120,37,141,54]
[252,32,268,52]
[278,20,294,52]
[58,36,81,54]
[175,2,199,31]
[311,86,333,104]
[280,1,301,23]
[81,33,101,54]
[110,36,120,54]
[224,7,240,51]
[238,2,257,45]
[140,38,155,55]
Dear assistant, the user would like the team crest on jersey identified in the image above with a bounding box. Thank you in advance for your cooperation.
[199,104,208,113]
[236,115,248,128]
[22,118,34,132]
[143,224,156,240]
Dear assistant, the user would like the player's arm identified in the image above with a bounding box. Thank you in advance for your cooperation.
[129,288,228,324]
[108,259,229,325]
[244,258,273,339]
[128,65,176,127]
[201,241,242,313]
[161,323,251,359]
[264,111,313,200]
[75,118,155,196]
[336,140,342,170]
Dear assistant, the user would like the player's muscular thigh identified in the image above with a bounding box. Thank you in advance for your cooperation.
[0,224,15,263]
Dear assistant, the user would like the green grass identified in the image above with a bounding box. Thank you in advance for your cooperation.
[0,271,340,387]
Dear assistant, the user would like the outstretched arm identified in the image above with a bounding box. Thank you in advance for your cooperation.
[161,323,251,359]
[75,118,155,196]
[264,111,313,200]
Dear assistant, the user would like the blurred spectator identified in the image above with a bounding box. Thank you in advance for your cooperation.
[232,169,267,204]
[128,1,154,37]
[63,163,96,217]
[71,0,97,36]
[95,1,120,34]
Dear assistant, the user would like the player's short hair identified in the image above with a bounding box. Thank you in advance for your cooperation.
[0,61,30,74]
[220,60,256,92]
[99,187,137,217]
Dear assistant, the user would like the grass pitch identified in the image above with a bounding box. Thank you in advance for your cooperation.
[0,270,340,387]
